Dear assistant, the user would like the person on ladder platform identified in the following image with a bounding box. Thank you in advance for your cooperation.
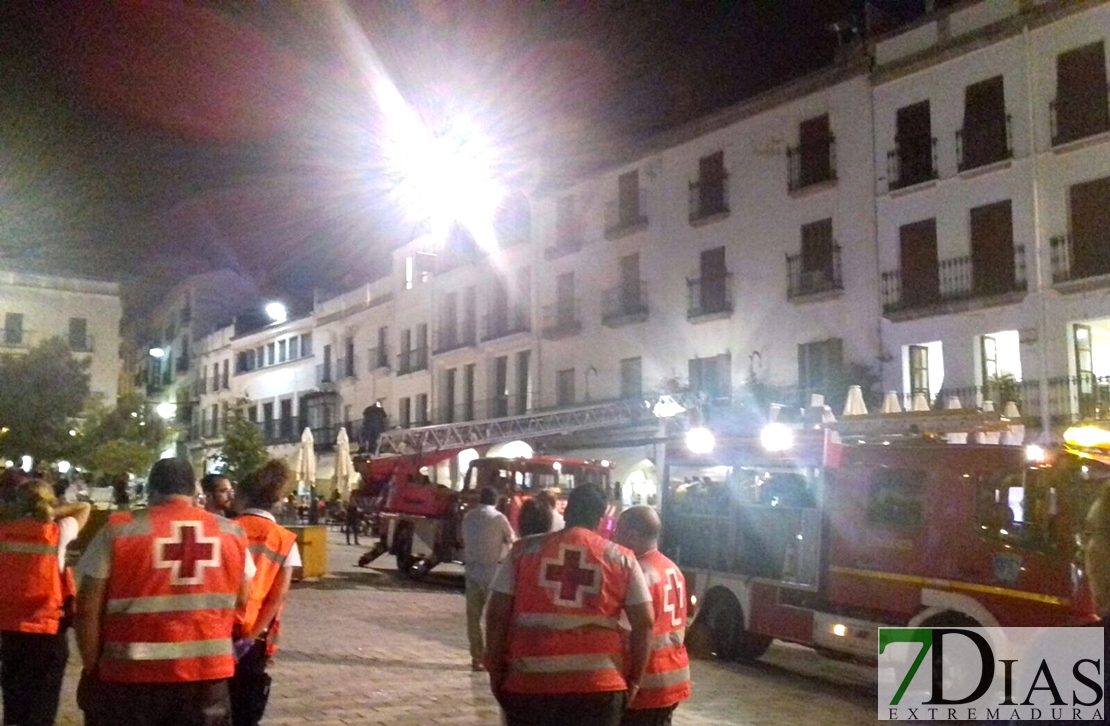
[615,507,691,726]
[229,460,301,726]
[0,478,90,726]
[75,457,254,726]
[484,483,655,726]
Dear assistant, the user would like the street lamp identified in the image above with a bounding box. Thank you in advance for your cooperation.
[760,423,795,452]
[155,402,178,420]
[149,347,165,358]
[265,302,287,324]
[685,427,715,455]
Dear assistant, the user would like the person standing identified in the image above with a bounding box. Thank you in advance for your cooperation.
[485,483,654,726]
[0,479,90,726]
[615,507,691,726]
[535,489,565,532]
[517,498,553,538]
[344,495,363,546]
[461,487,514,672]
[230,460,301,726]
[75,457,254,726]
[202,473,235,518]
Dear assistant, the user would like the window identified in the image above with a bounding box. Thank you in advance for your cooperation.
[1068,175,1110,280]
[3,313,23,346]
[344,337,355,377]
[415,324,428,370]
[440,291,458,350]
[212,363,220,388]
[322,344,332,383]
[620,357,642,399]
[892,100,935,189]
[556,368,576,406]
[221,360,229,389]
[464,364,476,421]
[689,354,732,400]
[969,200,1015,297]
[278,340,287,363]
[300,333,312,356]
[237,351,250,374]
[266,343,275,367]
[399,329,412,372]
[959,76,1008,171]
[405,256,414,290]
[866,469,926,530]
[797,339,843,396]
[789,114,834,190]
[211,404,219,436]
[689,247,730,318]
[690,150,727,221]
[399,397,412,428]
[555,272,575,326]
[68,318,88,351]
[289,336,299,360]
[444,368,457,423]
[256,346,264,366]
[415,393,428,425]
[1054,42,1110,145]
[898,218,939,308]
[975,469,1057,549]
[493,356,509,417]
[463,287,477,342]
[615,170,643,229]
[791,218,838,297]
[376,326,389,368]
[516,351,530,415]
[555,195,579,250]
[247,405,258,423]
[279,399,293,440]
[909,345,930,397]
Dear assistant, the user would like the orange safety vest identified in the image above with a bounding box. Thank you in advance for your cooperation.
[502,527,639,695]
[629,549,691,710]
[98,500,248,684]
[236,512,297,656]
[0,520,63,634]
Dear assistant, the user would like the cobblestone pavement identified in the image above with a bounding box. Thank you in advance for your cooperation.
[55,531,877,725]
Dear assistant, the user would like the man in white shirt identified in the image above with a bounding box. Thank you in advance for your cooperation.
[460,487,514,671]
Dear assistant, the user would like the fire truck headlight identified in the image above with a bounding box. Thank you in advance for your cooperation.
[686,427,715,455]
[832,623,848,637]
[761,423,794,452]
[1025,444,1046,463]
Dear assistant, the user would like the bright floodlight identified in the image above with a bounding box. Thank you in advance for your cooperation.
[1025,444,1046,463]
[265,302,287,324]
[653,395,686,419]
[156,402,178,420]
[20,455,32,472]
[686,427,715,455]
[761,423,795,452]
[57,461,71,474]
[149,347,165,358]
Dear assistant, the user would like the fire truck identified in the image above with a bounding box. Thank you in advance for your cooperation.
[663,409,1107,663]
[356,454,614,577]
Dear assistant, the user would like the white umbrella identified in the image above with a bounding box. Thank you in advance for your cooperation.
[944,396,967,444]
[1002,402,1025,445]
[334,426,354,497]
[295,427,317,490]
[880,391,902,414]
[842,385,868,416]
[911,392,931,412]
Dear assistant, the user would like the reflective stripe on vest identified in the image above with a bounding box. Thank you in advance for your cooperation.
[0,520,63,634]
[248,542,287,567]
[237,513,296,657]
[99,502,246,684]
[105,593,238,615]
[630,550,691,710]
[502,527,636,695]
[102,638,233,661]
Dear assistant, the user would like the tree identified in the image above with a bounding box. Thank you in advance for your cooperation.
[78,392,168,482]
[0,337,90,463]
[218,398,268,483]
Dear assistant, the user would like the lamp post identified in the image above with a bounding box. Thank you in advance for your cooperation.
[651,395,687,509]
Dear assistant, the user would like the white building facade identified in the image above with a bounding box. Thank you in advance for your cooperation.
[0,270,122,404]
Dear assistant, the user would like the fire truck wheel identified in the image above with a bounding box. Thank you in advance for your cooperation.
[698,590,742,660]
[732,631,772,663]
[394,525,416,576]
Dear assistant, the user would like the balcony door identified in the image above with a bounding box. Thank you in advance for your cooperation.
[1070,176,1110,279]
[1075,324,1096,418]
[1056,42,1110,144]
[962,76,1007,169]
[801,219,834,284]
[896,100,933,186]
[798,114,831,187]
[697,151,726,215]
[618,171,640,225]
[620,253,641,310]
[970,200,1014,296]
[556,273,575,326]
[899,219,939,308]
[700,247,727,313]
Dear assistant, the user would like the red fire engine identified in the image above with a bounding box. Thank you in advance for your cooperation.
[663,409,1106,662]
[356,454,614,576]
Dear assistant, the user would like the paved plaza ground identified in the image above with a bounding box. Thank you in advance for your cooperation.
[54,530,878,725]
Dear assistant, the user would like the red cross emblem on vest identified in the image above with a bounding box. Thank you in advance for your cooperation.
[154,521,221,586]
[662,567,685,628]
[539,544,602,608]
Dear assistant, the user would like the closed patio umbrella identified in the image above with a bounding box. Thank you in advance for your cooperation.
[295,427,316,490]
[334,426,355,498]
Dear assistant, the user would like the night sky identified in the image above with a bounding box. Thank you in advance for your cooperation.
[0,1,927,309]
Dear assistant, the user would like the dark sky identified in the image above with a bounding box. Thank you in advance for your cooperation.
[0,1,926,307]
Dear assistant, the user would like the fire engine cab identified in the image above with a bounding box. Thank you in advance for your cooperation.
[663,408,1107,663]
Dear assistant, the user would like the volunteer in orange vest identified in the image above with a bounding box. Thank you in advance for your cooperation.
[75,457,254,726]
[615,506,691,726]
[229,460,300,726]
[0,478,90,726]
[485,483,655,726]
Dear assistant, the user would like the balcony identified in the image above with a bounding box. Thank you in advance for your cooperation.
[956,115,1011,172]
[397,347,429,375]
[482,308,530,342]
[541,300,582,340]
[604,190,648,239]
[686,274,733,321]
[787,136,837,192]
[1051,88,1110,147]
[336,355,358,380]
[880,245,1026,317]
[786,245,843,300]
[68,334,95,353]
[176,354,190,373]
[434,325,477,355]
[367,346,390,371]
[253,416,305,445]
[601,283,649,327]
[1050,235,1110,286]
[887,136,937,191]
[315,363,335,387]
[688,175,729,224]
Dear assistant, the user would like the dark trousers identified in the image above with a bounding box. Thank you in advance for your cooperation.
[500,691,625,726]
[0,630,68,726]
[345,516,361,545]
[79,673,231,726]
[620,704,678,726]
[227,640,271,726]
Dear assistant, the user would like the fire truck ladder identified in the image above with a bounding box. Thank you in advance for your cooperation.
[374,398,654,456]
[830,408,1017,439]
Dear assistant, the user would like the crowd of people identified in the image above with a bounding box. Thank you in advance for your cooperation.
[0,457,300,726]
